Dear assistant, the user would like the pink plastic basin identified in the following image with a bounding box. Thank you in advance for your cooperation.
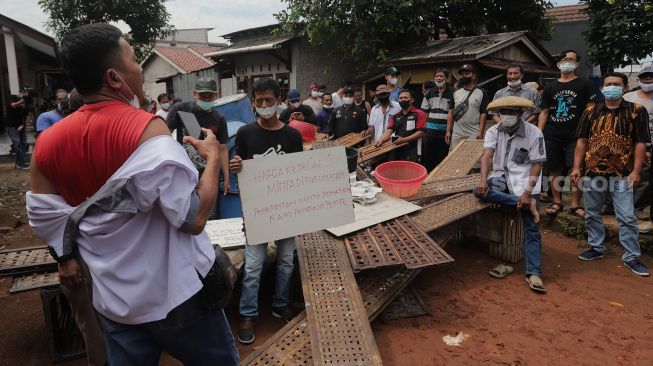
[289,120,317,142]
[374,161,427,198]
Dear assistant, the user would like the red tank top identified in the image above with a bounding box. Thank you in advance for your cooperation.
[35,101,154,206]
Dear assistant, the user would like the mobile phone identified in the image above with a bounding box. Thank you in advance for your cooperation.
[178,111,203,139]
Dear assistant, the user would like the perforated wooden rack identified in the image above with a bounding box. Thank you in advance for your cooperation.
[0,246,56,276]
[337,133,370,148]
[357,141,406,164]
[312,140,341,150]
[343,216,453,272]
[296,231,382,365]
[10,272,60,293]
[425,139,485,182]
[411,193,490,233]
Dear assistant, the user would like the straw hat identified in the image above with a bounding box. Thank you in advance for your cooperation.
[525,81,540,90]
[487,96,535,112]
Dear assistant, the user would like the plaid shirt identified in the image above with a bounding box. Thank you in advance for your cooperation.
[490,84,541,120]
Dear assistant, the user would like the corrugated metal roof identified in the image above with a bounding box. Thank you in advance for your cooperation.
[545,4,589,23]
[205,35,295,57]
[385,32,527,65]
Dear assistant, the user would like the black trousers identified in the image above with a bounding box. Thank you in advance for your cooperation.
[422,135,449,172]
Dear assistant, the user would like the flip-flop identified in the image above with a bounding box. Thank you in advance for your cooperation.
[489,264,514,279]
[569,207,585,218]
[544,203,564,216]
[525,275,547,293]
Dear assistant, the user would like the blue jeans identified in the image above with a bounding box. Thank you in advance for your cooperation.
[97,291,239,366]
[239,237,296,319]
[582,176,641,262]
[475,175,543,276]
[7,127,27,167]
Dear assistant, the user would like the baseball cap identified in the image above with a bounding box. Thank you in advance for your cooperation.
[458,64,476,73]
[343,87,355,95]
[288,89,301,101]
[385,66,400,76]
[639,63,653,76]
[375,85,389,93]
[195,77,218,93]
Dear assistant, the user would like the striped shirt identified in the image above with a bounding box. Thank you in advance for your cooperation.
[420,86,454,137]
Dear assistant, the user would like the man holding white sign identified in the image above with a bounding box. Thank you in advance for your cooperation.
[229,78,303,345]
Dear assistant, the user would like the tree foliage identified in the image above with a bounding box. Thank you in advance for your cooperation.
[275,0,553,72]
[583,0,653,69]
[38,0,174,62]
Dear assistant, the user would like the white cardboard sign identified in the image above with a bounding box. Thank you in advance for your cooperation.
[204,218,247,249]
[238,146,355,245]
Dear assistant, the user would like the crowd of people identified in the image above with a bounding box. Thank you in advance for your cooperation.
[10,21,651,365]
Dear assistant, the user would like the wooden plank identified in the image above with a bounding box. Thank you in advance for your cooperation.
[409,174,480,202]
[337,133,370,148]
[297,231,382,365]
[10,272,60,293]
[357,141,407,164]
[411,193,490,233]
[0,246,56,276]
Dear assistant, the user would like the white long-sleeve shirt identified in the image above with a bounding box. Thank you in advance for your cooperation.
[27,136,215,324]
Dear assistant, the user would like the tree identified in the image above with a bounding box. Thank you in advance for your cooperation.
[275,0,553,73]
[38,0,173,62]
[583,0,653,69]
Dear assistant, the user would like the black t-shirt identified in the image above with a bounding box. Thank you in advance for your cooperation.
[279,104,317,125]
[541,77,596,142]
[328,105,367,139]
[166,101,229,144]
[6,95,26,128]
[235,122,303,160]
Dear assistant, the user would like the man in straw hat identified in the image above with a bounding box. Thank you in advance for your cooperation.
[475,96,547,293]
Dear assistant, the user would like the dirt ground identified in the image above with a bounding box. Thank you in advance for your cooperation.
[1,160,653,366]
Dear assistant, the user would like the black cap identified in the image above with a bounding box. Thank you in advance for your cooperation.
[343,87,355,95]
[458,64,475,73]
[385,66,400,76]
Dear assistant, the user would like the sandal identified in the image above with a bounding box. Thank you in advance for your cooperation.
[525,275,547,293]
[569,207,585,218]
[489,264,514,279]
[544,203,563,216]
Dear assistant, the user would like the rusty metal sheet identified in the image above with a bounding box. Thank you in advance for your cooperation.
[344,216,453,272]
[0,246,56,276]
[337,133,370,148]
[409,174,480,202]
[297,231,382,365]
[241,267,418,366]
[357,141,407,164]
[426,139,484,182]
[10,271,60,293]
[412,193,490,233]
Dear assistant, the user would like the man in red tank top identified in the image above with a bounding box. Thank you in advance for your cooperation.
[29,23,238,365]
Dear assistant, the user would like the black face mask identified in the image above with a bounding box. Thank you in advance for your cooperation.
[458,76,472,85]
[399,101,411,109]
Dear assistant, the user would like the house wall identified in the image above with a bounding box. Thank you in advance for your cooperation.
[172,68,217,102]
[542,21,593,78]
[294,38,352,94]
[142,55,179,100]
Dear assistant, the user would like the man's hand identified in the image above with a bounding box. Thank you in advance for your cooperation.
[360,130,369,137]
[393,137,406,145]
[629,171,641,187]
[229,155,243,173]
[223,180,231,195]
[475,180,489,198]
[183,128,219,161]
[517,191,531,209]
[445,131,452,145]
[291,112,304,121]
[476,131,483,140]
[58,258,81,287]
[17,125,24,132]
[375,139,383,147]
[570,168,582,185]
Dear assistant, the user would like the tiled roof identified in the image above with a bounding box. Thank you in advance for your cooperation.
[545,4,589,23]
[188,46,222,57]
[154,45,215,73]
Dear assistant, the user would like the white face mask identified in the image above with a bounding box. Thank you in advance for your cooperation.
[342,97,354,105]
[500,115,519,128]
[558,62,577,74]
[113,71,140,109]
[291,102,301,109]
[317,92,324,97]
[640,82,653,93]
[323,104,333,109]
[256,104,277,120]
[311,90,319,98]
[507,80,522,88]
[160,102,170,110]
[388,77,398,86]
[435,80,446,88]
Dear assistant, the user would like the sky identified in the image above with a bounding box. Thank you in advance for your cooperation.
[0,0,581,43]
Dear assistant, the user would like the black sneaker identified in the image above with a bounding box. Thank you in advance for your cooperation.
[578,249,604,261]
[624,260,650,277]
[237,318,255,344]
[272,307,295,322]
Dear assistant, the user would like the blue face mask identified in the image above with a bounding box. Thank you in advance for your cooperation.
[196,99,215,111]
[602,86,624,101]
